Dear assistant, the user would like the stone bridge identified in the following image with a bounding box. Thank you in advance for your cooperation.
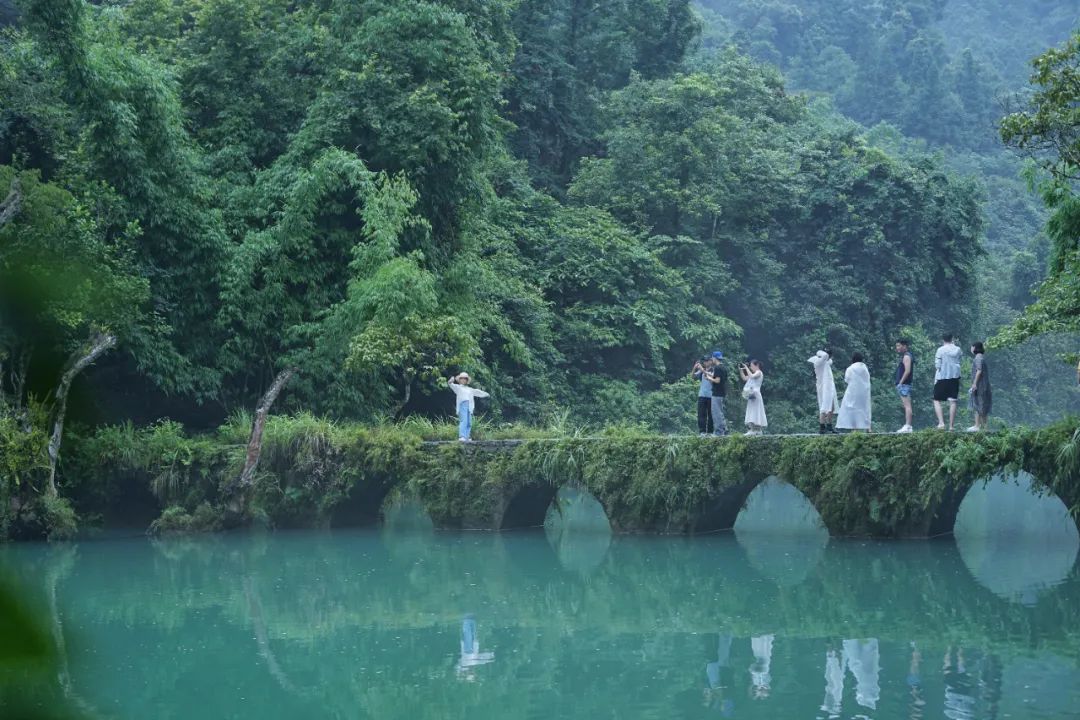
[324,424,1080,539]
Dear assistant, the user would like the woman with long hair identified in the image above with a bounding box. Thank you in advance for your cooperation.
[740,360,768,436]
[967,342,992,432]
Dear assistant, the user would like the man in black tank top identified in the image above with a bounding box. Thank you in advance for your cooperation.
[894,339,914,433]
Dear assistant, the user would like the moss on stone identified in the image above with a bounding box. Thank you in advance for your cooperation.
[58,417,1080,538]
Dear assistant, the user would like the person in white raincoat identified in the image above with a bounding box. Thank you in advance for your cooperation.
[808,349,838,434]
[448,372,490,442]
[836,353,872,432]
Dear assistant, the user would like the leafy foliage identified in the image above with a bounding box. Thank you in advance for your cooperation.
[62,413,1080,538]
[996,31,1080,346]
[1,0,1079,536]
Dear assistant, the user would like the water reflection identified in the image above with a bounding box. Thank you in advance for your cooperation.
[844,638,881,711]
[734,477,829,586]
[943,646,976,720]
[907,643,926,720]
[382,496,435,532]
[822,647,843,718]
[749,635,773,699]
[703,634,735,716]
[955,472,1080,605]
[544,486,611,575]
[456,614,495,680]
[2,526,1079,720]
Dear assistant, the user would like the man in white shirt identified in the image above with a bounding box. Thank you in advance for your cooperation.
[933,334,963,431]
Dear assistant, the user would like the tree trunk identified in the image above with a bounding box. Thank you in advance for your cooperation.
[46,332,116,498]
[393,372,413,420]
[45,548,100,716]
[237,367,296,488]
[243,575,298,694]
[12,347,29,411]
[0,175,22,228]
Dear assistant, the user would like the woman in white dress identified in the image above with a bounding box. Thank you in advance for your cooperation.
[740,360,767,435]
[808,349,838,434]
[836,353,872,432]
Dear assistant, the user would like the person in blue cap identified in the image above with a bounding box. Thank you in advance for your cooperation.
[691,355,716,435]
[705,351,728,436]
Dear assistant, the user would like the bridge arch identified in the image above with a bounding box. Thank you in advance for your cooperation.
[499,479,560,529]
[734,475,829,535]
[954,471,1080,605]
[381,495,435,532]
[692,468,773,533]
[733,476,830,586]
[544,486,612,574]
[329,474,399,528]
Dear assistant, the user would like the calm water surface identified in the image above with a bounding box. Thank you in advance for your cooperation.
[3,476,1080,720]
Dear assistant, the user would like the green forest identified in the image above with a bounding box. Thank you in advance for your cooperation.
[1,0,1079,538]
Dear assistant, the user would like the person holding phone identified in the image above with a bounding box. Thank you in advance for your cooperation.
[739,360,767,436]
[705,351,728,436]
[692,356,715,436]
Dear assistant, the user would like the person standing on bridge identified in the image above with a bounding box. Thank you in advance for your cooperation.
[692,355,716,436]
[740,360,767,435]
[895,339,914,433]
[933,334,963,431]
[967,342,991,432]
[448,373,489,443]
[836,353,872,432]
[706,351,729,436]
[809,349,838,434]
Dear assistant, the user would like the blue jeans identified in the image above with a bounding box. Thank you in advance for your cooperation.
[458,401,472,439]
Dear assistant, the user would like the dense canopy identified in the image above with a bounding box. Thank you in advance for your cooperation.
[0,0,1078,538]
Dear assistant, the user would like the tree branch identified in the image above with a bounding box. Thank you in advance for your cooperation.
[0,176,22,229]
[238,367,296,488]
[46,332,117,498]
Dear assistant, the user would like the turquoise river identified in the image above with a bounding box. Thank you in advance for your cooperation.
[3,473,1080,719]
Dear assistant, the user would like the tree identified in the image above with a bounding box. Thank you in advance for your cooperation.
[20,0,227,398]
[505,0,701,192]
[996,31,1080,345]
[0,167,147,500]
[570,57,982,429]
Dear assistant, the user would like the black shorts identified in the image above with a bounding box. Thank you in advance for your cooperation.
[933,378,960,401]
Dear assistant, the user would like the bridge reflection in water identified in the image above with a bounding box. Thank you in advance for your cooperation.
[955,471,1080,606]
[3,478,1078,720]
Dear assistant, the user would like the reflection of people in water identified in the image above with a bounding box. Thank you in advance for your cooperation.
[821,646,844,719]
[703,634,735,717]
[978,651,1003,720]
[843,638,881,711]
[749,634,773,699]
[908,642,925,720]
[943,646,976,720]
[456,614,495,681]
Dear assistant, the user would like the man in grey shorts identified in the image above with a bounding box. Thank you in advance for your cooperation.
[933,334,963,431]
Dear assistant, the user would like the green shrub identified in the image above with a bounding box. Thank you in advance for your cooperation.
[38,496,78,541]
[46,414,1080,537]
[148,502,224,536]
